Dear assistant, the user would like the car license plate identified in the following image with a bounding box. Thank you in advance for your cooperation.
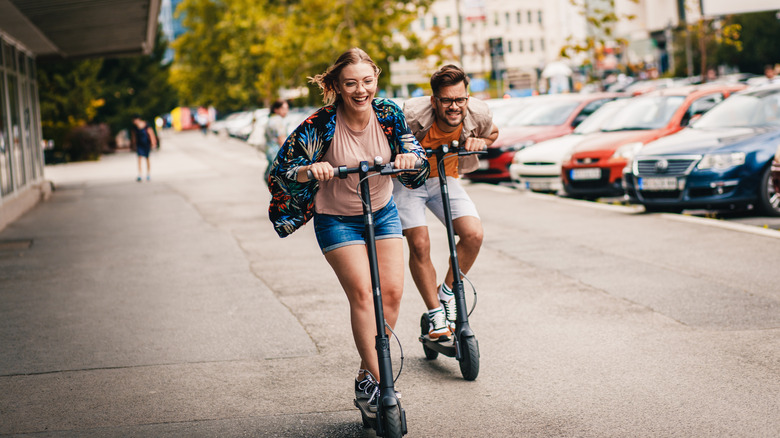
[638,177,680,191]
[478,159,490,170]
[570,168,601,180]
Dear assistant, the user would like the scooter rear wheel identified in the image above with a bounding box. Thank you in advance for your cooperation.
[382,405,404,438]
[420,314,439,360]
[459,335,480,381]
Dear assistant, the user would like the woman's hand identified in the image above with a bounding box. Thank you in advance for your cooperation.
[298,162,334,182]
[394,153,420,172]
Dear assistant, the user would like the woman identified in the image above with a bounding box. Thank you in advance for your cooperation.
[268,48,429,410]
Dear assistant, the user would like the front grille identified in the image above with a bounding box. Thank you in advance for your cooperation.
[576,157,600,165]
[523,161,556,166]
[636,157,698,176]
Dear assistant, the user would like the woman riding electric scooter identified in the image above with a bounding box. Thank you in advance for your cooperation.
[267,48,429,436]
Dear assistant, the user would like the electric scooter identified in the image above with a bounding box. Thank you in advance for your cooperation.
[308,157,421,437]
[418,140,485,381]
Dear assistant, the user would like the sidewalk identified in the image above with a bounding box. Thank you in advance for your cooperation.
[0,132,334,436]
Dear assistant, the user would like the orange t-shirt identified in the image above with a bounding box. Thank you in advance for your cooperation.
[420,122,463,178]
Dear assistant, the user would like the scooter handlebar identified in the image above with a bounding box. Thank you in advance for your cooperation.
[306,159,424,180]
[425,140,487,158]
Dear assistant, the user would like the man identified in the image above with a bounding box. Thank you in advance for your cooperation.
[264,99,289,184]
[392,65,499,340]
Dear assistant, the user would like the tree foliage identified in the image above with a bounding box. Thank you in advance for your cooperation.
[37,26,176,161]
[559,0,639,69]
[170,0,436,111]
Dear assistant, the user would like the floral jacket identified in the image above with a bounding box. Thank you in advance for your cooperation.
[268,98,430,238]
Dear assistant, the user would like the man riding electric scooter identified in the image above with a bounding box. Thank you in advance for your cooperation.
[391,65,499,341]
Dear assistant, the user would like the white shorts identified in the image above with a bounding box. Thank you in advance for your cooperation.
[392,176,480,230]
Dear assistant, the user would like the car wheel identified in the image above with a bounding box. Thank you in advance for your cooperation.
[757,166,780,217]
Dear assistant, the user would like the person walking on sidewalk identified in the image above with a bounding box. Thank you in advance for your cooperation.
[263,99,289,185]
[131,115,158,182]
[392,64,498,341]
[267,48,429,411]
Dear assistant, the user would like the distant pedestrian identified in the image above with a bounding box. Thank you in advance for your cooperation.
[263,99,289,184]
[764,64,779,84]
[131,115,157,182]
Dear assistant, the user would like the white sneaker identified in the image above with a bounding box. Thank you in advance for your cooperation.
[427,307,450,341]
[439,284,456,332]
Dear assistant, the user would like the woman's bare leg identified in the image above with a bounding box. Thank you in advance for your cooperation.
[324,238,405,380]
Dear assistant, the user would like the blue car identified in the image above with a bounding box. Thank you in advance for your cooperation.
[623,84,780,216]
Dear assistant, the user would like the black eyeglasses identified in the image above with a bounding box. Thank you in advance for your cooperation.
[435,96,469,107]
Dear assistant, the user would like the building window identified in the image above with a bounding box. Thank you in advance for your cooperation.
[419,17,425,30]
[505,12,510,26]
[494,12,499,26]
[518,39,524,52]
[540,38,545,51]
[507,40,513,53]
[538,10,543,25]
[517,11,522,24]
[445,15,451,28]
[529,39,534,52]
[433,16,438,27]
[527,11,532,23]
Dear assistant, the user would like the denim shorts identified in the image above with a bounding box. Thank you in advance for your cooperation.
[313,198,403,254]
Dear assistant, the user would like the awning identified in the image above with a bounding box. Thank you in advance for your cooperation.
[0,0,160,58]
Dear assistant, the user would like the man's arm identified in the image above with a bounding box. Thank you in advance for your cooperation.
[463,122,499,151]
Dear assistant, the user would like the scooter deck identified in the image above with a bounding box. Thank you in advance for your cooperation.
[354,398,377,418]
[419,335,457,357]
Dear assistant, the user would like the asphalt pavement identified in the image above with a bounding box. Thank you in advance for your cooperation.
[1,130,778,437]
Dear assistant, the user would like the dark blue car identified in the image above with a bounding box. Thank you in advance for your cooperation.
[623,84,780,216]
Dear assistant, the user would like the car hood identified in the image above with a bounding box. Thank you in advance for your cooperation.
[573,130,660,156]
[514,134,587,163]
[638,126,775,156]
[494,125,570,147]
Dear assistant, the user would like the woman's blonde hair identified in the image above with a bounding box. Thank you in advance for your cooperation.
[309,47,381,105]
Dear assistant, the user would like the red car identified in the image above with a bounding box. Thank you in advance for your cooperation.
[561,83,746,199]
[466,93,621,183]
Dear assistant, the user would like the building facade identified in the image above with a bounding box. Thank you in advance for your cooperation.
[390,0,712,94]
[0,32,44,230]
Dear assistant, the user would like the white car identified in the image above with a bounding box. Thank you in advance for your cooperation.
[509,98,630,193]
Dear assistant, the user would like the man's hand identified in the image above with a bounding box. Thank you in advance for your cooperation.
[463,137,487,152]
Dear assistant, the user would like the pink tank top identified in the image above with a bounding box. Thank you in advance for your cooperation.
[314,107,393,215]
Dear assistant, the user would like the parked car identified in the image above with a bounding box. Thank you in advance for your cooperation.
[623,84,780,216]
[467,93,621,183]
[561,83,746,199]
[509,98,631,193]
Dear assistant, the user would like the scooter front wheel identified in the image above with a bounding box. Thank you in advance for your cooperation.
[458,335,480,381]
[420,314,439,360]
[382,405,404,438]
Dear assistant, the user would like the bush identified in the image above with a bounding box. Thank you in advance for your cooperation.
[44,123,112,163]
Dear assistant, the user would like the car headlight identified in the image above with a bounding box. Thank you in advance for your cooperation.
[697,152,746,170]
[501,140,535,153]
[611,142,643,160]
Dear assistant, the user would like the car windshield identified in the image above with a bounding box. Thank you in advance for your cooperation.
[506,100,580,127]
[692,93,780,128]
[573,99,630,134]
[600,96,686,131]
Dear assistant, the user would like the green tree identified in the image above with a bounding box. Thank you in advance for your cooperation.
[96,26,178,135]
[714,10,780,74]
[37,27,177,162]
[559,0,639,78]
[37,57,105,161]
[170,0,435,110]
